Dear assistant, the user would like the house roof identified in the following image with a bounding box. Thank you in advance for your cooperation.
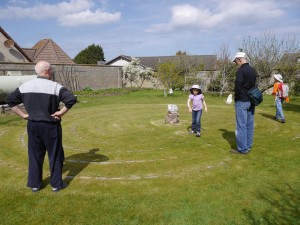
[280,52,300,62]
[0,26,32,62]
[105,55,132,65]
[106,54,217,71]
[22,39,75,64]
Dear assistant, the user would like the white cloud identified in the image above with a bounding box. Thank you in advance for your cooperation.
[147,0,284,32]
[59,9,121,27]
[0,0,121,26]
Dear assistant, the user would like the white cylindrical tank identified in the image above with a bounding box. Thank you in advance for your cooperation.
[0,75,37,103]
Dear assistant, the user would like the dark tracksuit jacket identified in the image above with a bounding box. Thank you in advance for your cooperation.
[7,76,77,122]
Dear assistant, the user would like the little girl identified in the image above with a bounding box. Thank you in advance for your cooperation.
[187,84,207,137]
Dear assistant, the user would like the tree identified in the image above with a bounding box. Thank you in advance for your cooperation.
[74,44,105,64]
[156,56,205,95]
[275,53,300,85]
[156,60,179,92]
[122,57,154,87]
[238,32,299,92]
[209,43,236,95]
[176,50,187,55]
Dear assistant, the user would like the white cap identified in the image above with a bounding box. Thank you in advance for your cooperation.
[232,52,246,62]
[190,84,200,90]
[274,74,283,82]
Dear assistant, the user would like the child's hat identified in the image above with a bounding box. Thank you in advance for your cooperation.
[273,74,283,82]
[190,84,200,90]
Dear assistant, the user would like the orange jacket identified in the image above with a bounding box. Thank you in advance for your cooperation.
[272,82,289,102]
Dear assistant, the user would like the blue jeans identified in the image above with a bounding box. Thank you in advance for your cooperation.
[191,110,202,133]
[275,97,285,119]
[235,101,255,153]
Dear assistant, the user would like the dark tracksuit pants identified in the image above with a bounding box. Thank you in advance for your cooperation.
[27,121,64,188]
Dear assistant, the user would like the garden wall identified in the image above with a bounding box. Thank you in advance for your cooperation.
[0,62,123,91]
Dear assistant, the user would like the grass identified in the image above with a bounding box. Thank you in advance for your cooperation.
[0,89,299,225]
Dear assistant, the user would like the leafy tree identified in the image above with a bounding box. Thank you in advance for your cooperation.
[122,58,154,87]
[275,53,300,86]
[156,56,205,94]
[238,32,299,92]
[74,44,105,64]
[156,60,180,91]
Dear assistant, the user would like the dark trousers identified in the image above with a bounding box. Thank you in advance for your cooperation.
[27,121,64,188]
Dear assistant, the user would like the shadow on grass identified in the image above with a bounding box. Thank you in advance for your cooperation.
[282,102,300,113]
[63,148,109,183]
[259,112,275,120]
[186,125,191,132]
[186,125,206,132]
[219,129,235,149]
[243,181,300,224]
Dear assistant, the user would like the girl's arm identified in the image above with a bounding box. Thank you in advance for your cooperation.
[203,100,208,112]
[187,98,192,112]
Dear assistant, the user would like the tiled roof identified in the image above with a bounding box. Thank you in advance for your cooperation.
[22,48,36,60]
[24,39,75,64]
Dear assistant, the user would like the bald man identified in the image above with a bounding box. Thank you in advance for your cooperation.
[7,61,77,192]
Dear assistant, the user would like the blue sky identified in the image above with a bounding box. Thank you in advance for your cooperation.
[1,0,300,61]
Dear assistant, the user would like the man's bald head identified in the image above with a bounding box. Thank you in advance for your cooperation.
[35,61,53,79]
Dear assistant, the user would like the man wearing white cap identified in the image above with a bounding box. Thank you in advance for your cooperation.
[231,52,257,154]
[272,74,288,123]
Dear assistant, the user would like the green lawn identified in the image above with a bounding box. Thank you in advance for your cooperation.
[0,89,299,225]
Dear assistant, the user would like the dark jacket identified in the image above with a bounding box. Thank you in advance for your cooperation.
[234,63,257,102]
[7,76,77,123]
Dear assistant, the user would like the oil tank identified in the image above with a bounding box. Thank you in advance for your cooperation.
[0,75,37,103]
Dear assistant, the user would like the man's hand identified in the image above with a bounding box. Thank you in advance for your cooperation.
[22,114,29,120]
[51,111,63,120]
[51,106,69,120]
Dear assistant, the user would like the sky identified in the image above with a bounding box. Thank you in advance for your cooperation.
[1,0,300,61]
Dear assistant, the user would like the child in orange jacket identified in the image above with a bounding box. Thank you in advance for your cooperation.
[272,74,288,123]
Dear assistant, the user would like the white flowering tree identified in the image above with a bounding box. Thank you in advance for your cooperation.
[122,57,154,87]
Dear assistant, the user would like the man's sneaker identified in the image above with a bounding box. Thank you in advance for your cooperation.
[230,149,249,154]
[189,131,195,134]
[31,187,40,193]
[196,132,201,137]
[52,182,68,192]
[281,119,286,123]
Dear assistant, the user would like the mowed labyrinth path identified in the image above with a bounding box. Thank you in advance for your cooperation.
[61,103,234,181]
[2,98,298,184]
